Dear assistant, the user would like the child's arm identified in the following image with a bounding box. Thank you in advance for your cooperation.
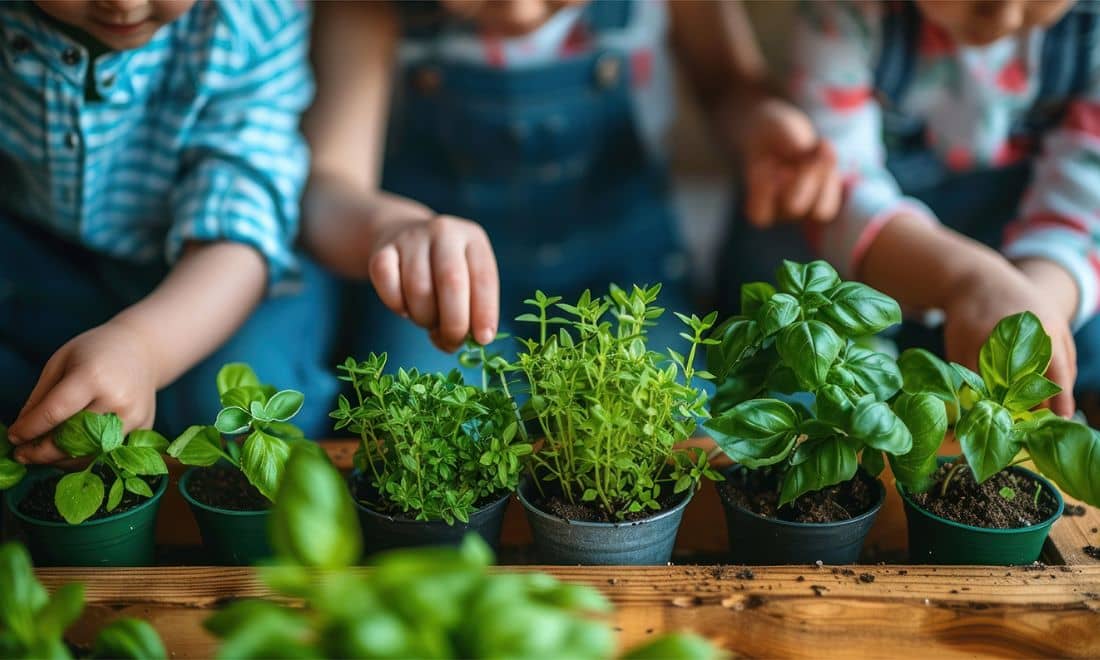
[8,3,315,460]
[669,0,841,226]
[301,2,498,352]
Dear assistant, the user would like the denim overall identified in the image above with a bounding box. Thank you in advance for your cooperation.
[718,1,1100,393]
[349,0,691,374]
[0,216,340,438]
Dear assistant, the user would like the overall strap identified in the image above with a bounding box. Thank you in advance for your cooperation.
[873,0,922,109]
[582,0,633,35]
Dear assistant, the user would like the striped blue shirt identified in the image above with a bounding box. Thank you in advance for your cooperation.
[0,0,313,290]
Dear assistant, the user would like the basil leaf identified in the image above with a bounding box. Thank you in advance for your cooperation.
[37,583,84,641]
[91,618,166,660]
[216,363,261,398]
[1023,418,1100,508]
[55,411,105,457]
[843,344,903,401]
[741,282,776,318]
[705,399,800,468]
[849,399,913,455]
[215,406,252,435]
[55,471,105,525]
[1002,373,1061,413]
[898,348,958,404]
[124,477,154,498]
[0,542,48,642]
[126,429,169,453]
[957,400,1018,483]
[889,393,947,492]
[220,386,268,411]
[264,390,305,423]
[107,477,123,511]
[861,449,885,477]
[168,426,226,467]
[815,384,854,427]
[758,293,801,337]
[111,446,167,476]
[241,430,291,502]
[709,347,775,414]
[818,281,901,337]
[978,311,1051,401]
[777,321,843,390]
[776,259,840,297]
[0,458,27,491]
[778,437,858,507]
[705,318,757,382]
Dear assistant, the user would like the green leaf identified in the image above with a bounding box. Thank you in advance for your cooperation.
[898,349,958,403]
[889,393,947,492]
[55,471,105,525]
[776,259,840,296]
[220,386,268,411]
[37,583,84,641]
[126,429,169,453]
[1023,419,1100,507]
[758,293,801,337]
[957,400,1018,483]
[843,345,903,401]
[620,633,720,660]
[705,318,757,382]
[91,618,166,660]
[849,399,913,455]
[818,281,901,337]
[270,443,361,568]
[0,458,27,491]
[779,437,858,507]
[704,399,800,468]
[216,363,261,398]
[168,426,226,467]
[55,411,110,457]
[709,347,776,413]
[250,400,272,423]
[1002,373,1061,412]
[861,450,885,477]
[999,486,1016,501]
[241,430,290,502]
[777,321,843,390]
[124,478,154,498]
[264,390,305,423]
[978,312,1051,401]
[951,363,989,398]
[0,542,48,642]
[111,446,167,476]
[741,282,776,318]
[815,384,853,427]
[107,477,123,511]
[215,406,252,435]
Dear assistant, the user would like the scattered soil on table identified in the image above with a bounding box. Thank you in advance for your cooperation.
[1064,503,1088,516]
[18,467,161,523]
[530,481,684,523]
[858,573,875,583]
[717,468,878,523]
[1085,546,1100,560]
[910,463,1057,529]
[187,468,269,511]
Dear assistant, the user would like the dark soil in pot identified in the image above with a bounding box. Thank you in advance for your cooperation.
[185,468,269,511]
[17,466,161,523]
[530,481,684,523]
[909,462,1058,529]
[717,467,878,523]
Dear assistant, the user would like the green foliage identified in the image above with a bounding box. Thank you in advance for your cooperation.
[168,363,305,502]
[504,284,720,520]
[0,424,27,491]
[0,542,164,659]
[895,312,1100,508]
[705,261,908,506]
[331,349,532,525]
[208,446,719,660]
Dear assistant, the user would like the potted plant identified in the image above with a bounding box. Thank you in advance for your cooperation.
[893,311,1100,564]
[167,363,306,565]
[0,540,167,658]
[2,412,169,567]
[704,261,908,564]
[330,348,532,553]
[205,443,718,660]
[506,284,720,565]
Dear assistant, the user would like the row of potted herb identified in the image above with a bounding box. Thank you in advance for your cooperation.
[2,263,1098,568]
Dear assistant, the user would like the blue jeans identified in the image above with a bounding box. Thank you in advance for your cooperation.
[0,215,339,438]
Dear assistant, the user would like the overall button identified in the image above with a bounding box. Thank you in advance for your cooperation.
[61,48,81,65]
[11,35,31,53]
[64,132,79,149]
[415,67,442,94]
[594,54,620,89]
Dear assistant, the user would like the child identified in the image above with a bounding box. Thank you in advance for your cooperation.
[301,0,839,372]
[1,0,337,462]
[722,0,1098,417]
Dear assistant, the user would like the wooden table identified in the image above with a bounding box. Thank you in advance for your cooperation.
[31,440,1100,658]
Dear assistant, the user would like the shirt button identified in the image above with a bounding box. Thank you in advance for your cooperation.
[62,48,81,65]
[11,35,31,53]
[65,132,79,149]
[594,54,620,89]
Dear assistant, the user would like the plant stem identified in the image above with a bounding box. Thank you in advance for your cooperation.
[939,460,968,498]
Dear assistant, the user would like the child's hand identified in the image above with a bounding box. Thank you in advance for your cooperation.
[943,260,1077,417]
[7,321,158,464]
[742,99,841,227]
[368,215,499,353]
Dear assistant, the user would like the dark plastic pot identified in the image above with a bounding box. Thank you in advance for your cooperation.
[5,467,166,567]
[898,458,1064,565]
[517,477,691,565]
[718,466,885,565]
[179,468,271,565]
[350,472,510,554]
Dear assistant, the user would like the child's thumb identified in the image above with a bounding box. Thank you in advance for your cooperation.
[768,109,819,160]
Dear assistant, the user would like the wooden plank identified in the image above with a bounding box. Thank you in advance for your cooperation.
[1047,494,1100,566]
[38,565,1100,659]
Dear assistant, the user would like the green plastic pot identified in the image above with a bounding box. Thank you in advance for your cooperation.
[179,468,271,565]
[898,458,1065,565]
[5,467,166,567]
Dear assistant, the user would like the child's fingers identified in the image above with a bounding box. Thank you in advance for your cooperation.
[9,377,93,459]
[744,161,779,227]
[430,236,472,352]
[1047,335,1077,417]
[398,234,439,329]
[16,354,66,422]
[466,235,499,346]
[810,167,843,223]
[779,159,826,220]
[368,244,408,317]
[13,438,67,465]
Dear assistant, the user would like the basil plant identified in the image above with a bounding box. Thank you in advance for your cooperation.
[167,363,305,502]
[894,311,1100,506]
[704,260,913,506]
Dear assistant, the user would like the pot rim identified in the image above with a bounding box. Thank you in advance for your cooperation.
[179,466,269,517]
[6,467,168,528]
[348,471,512,525]
[896,458,1065,534]
[718,465,886,529]
[516,475,693,528]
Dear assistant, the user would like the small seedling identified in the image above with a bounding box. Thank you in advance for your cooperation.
[999,487,1016,501]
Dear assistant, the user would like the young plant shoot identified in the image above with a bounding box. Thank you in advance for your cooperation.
[331,350,531,524]
[0,412,168,525]
[893,311,1100,508]
[509,284,720,520]
[167,363,305,502]
[705,261,910,507]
